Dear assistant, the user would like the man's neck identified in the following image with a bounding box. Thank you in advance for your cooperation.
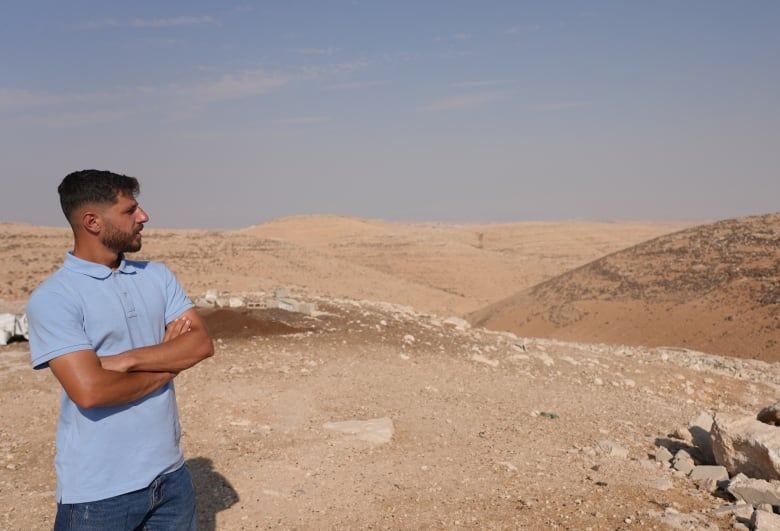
[72,242,122,269]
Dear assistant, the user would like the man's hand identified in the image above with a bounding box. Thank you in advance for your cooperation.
[100,316,195,372]
[163,316,192,343]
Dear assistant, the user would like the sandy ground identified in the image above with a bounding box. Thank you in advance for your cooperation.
[2,216,777,530]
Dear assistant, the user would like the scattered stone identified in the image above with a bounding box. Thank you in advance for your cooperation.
[696,477,719,493]
[711,412,780,480]
[727,473,780,507]
[276,299,299,312]
[709,503,754,520]
[670,425,695,445]
[442,317,470,330]
[655,445,674,463]
[594,440,628,458]
[228,296,245,308]
[646,478,674,491]
[751,508,780,531]
[673,457,695,475]
[689,465,729,482]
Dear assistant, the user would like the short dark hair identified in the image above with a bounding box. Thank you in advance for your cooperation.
[58,169,140,223]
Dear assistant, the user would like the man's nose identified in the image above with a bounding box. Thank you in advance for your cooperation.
[137,207,150,223]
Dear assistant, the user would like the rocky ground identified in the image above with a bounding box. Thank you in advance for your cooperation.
[2,293,779,530]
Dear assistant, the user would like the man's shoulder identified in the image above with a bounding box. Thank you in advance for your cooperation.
[26,267,78,316]
[29,265,71,298]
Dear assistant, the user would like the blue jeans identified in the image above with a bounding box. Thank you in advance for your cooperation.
[54,465,197,531]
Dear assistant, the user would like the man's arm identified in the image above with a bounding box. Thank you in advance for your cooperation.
[100,308,214,373]
[49,350,175,409]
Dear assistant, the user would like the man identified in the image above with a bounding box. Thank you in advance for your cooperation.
[26,169,214,530]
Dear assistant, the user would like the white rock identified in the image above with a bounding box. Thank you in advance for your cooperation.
[752,508,780,531]
[594,440,628,458]
[711,412,780,480]
[443,317,470,330]
[728,473,780,506]
[322,417,394,444]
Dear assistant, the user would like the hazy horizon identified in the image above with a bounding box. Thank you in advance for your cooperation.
[2,1,778,229]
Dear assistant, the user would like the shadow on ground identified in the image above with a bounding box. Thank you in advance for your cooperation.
[187,457,239,531]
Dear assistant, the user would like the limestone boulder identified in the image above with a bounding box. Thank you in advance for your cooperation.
[710,412,780,480]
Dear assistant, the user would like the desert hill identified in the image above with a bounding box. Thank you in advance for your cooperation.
[0,217,692,317]
[469,213,780,362]
[239,215,693,315]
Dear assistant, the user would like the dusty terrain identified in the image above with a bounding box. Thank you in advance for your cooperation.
[2,215,779,530]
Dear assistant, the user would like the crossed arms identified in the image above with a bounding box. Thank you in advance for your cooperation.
[48,308,214,409]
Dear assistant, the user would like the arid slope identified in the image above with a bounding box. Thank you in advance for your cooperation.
[470,213,780,362]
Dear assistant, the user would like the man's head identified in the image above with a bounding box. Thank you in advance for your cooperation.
[58,169,140,224]
[59,169,149,255]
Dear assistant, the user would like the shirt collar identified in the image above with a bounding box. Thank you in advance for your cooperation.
[63,252,137,279]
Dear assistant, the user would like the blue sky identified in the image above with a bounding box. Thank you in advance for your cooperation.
[1,1,778,229]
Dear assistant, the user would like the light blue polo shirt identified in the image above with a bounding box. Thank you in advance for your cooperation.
[26,252,194,504]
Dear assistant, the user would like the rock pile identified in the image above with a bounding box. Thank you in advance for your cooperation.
[195,287,318,316]
[655,402,780,530]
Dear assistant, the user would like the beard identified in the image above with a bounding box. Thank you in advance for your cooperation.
[101,221,142,253]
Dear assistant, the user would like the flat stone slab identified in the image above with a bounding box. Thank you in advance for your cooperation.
[323,417,394,444]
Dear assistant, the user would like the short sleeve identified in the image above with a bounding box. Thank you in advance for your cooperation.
[160,264,194,324]
[26,287,93,370]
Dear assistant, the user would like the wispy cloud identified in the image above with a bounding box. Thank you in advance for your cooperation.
[294,47,338,56]
[325,80,386,90]
[299,59,372,78]
[0,88,66,112]
[27,109,131,128]
[77,16,215,30]
[274,115,330,125]
[449,80,510,89]
[4,66,289,126]
[532,101,590,112]
[420,92,501,112]
[132,16,215,28]
[170,69,289,103]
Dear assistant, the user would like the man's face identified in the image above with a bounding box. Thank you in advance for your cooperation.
[100,192,150,253]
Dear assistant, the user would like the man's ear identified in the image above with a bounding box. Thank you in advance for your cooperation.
[81,210,102,235]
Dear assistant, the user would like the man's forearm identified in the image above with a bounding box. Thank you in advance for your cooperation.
[78,370,176,408]
[49,350,176,409]
[103,329,214,373]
